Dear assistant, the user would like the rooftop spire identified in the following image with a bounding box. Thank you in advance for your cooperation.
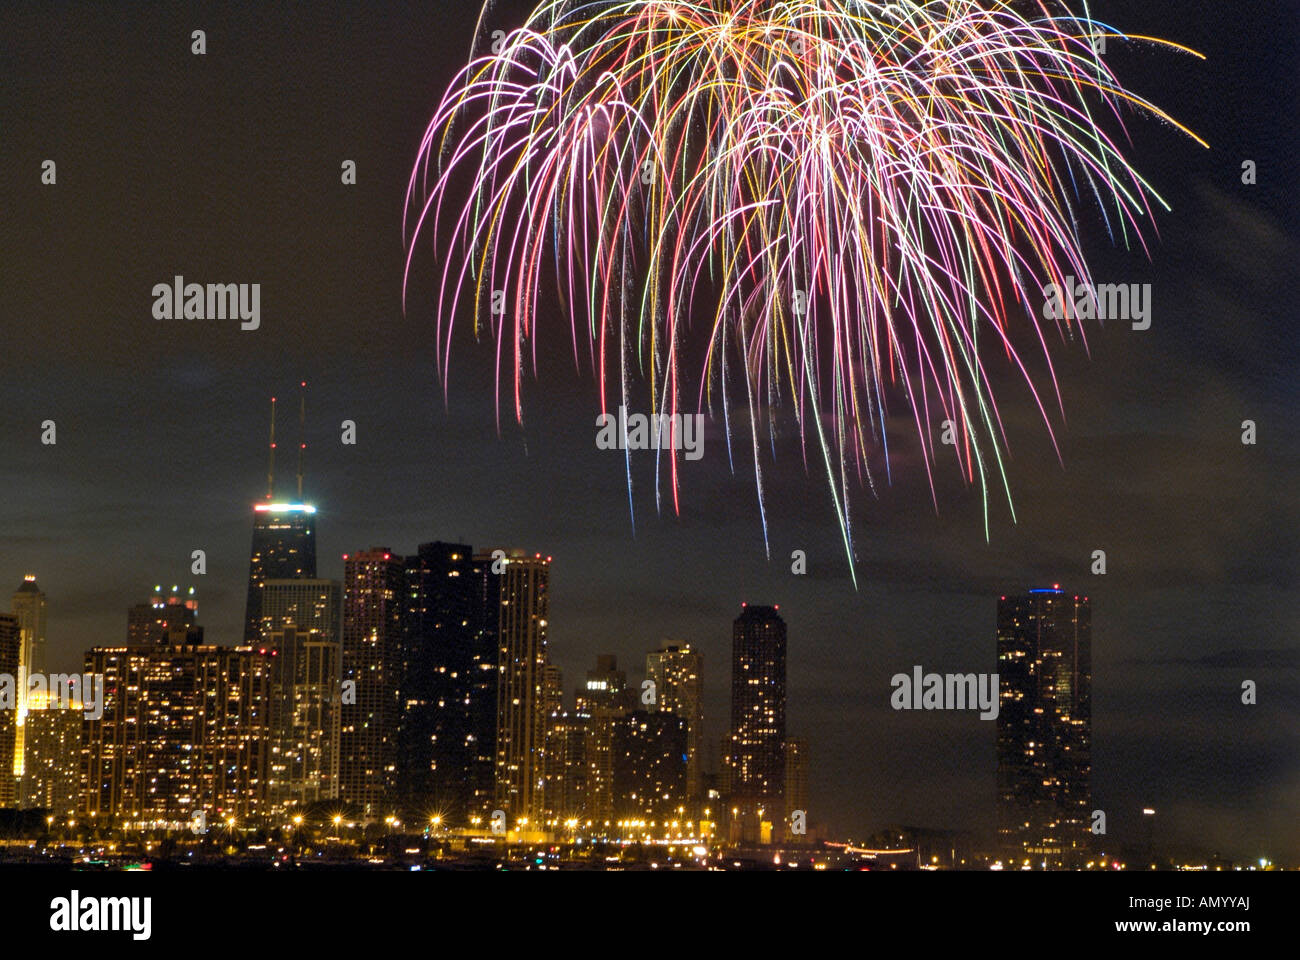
[297,380,306,500]
[267,395,277,500]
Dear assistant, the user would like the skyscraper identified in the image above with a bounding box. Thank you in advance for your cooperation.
[612,710,688,833]
[259,578,342,813]
[399,542,497,821]
[575,654,633,832]
[341,549,405,816]
[645,642,703,804]
[996,587,1092,868]
[12,576,47,678]
[11,576,48,802]
[243,503,318,644]
[783,737,809,841]
[21,690,82,815]
[492,552,550,826]
[728,604,787,841]
[82,642,273,825]
[0,614,19,807]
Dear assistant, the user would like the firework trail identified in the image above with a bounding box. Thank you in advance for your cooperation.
[404,0,1205,584]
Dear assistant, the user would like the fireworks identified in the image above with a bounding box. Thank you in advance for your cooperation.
[404,0,1204,583]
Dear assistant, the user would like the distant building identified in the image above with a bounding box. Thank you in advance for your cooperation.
[727,604,786,842]
[127,586,200,644]
[783,738,808,840]
[645,642,703,804]
[21,691,82,816]
[543,708,587,826]
[576,654,633,832]
[612,710,688,832]
[0,614,19,806]
[11,576,48,802]
[243,503,317,644]
[399,543,498,821]
[491,552,550,826]
[260,578,342,814]
[340,549,404,816]
[82,642,273,825]
[996,587,1092,868]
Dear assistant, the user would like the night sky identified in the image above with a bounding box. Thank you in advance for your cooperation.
[3,1,1296,861]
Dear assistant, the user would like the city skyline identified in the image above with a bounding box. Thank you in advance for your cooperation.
[3,0,1295,866]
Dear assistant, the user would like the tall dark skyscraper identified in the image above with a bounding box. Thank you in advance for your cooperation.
[398,543,498,820]
[996,587,1092,869]
[243,503,318,644]
[727,604,787,840]
[341,549,405,816]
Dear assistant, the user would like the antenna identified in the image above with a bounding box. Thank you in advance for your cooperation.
[267,395,278,500]
[297,381,306,500]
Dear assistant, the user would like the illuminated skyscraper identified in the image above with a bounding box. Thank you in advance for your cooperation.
[260,578,342,813]
[996,587,1092,868]
[543,708,587,826]
[645,642,703,803]
[243,503,318,643]
[575,654,633,832]
[727,604,786,841]
[341,549,404,816]
[82,642,273,825]
[492,552,550,825]
[21,690,82,815]
[0,614,18,807]
[12,576,46,678]
[11,576,48,801]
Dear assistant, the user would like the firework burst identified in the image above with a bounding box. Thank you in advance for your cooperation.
[404,0,1204,584]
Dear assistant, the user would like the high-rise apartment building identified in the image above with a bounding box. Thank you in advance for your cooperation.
[492,552,550,825]
[612,710,688,833]
[259,578,342,813]
[0,614,19,807]
[727,604,787,842]
[82,642,273,825]
[340,549,404,816]
[646,642,703,803]
[21,691,82,815]
[399,543,498,821]
[575,654,633,832]
[11,576,48,801]
[996,587,1092,868]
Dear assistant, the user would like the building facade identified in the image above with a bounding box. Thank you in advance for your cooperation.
[492,552,550,826]
[727,604,787,842]
[340,549,404,816]
[996,587,1092,868]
